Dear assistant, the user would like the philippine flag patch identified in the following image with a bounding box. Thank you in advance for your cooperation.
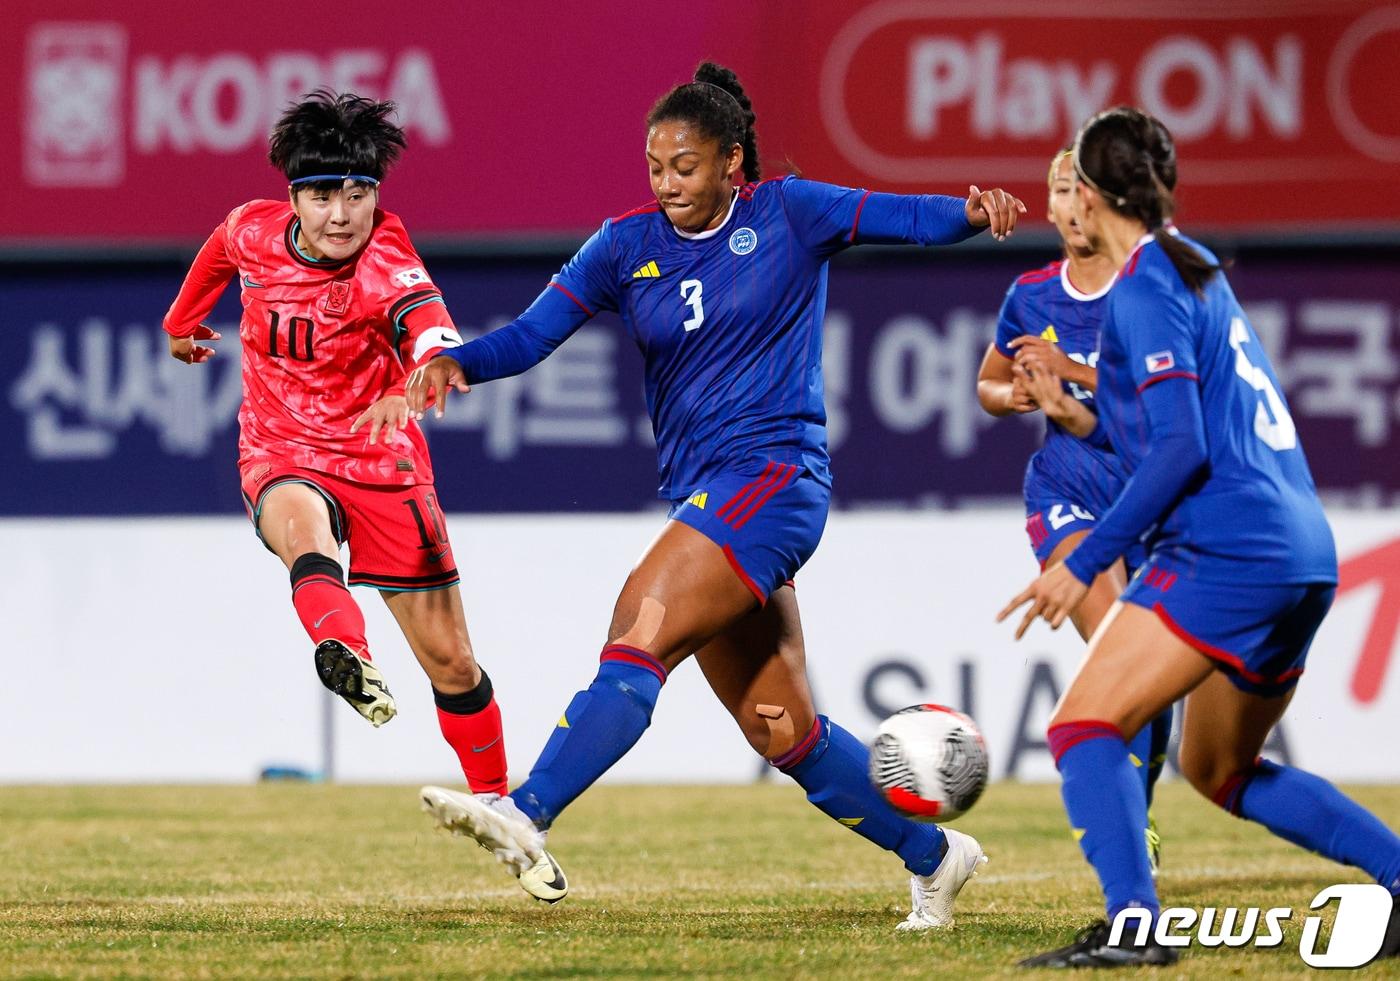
[1144,350,1175,374]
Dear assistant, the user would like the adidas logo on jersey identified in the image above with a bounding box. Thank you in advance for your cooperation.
[1040,324,1059,342]
[632,261,661,279]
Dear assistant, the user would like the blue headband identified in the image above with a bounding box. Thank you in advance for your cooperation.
[289,174,380,187]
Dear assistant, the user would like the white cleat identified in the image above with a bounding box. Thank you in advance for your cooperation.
[420,786,568,903]
[896,827,987,931]
[518,847,569,905]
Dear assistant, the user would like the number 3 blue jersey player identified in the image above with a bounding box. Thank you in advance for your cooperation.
[1003,107,1400,968]
[407,62,1026,928]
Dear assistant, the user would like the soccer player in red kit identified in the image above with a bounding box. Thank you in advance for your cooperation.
[162,91,565,902]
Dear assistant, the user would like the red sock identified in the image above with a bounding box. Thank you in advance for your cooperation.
[435,674,509,795]
[289,553,370,657]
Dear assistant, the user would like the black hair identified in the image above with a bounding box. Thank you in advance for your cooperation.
[268,89,406,194]
[1074,106,1220,295]
[647,62,760,183]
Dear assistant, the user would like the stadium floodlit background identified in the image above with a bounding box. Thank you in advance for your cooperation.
[5,1,1399,793]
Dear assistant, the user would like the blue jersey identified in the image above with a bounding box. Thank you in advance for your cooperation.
[1065,234,1336,586]
[445,176,978,499]
[995,259,1130,516]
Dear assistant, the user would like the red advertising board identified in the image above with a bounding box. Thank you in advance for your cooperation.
[4,0,1398,241]
[784,0,1400,233]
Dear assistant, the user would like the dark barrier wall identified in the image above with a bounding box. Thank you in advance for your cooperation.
[2,245,1398,515]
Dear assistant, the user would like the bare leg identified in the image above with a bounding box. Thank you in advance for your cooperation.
[693,585,814,758]
[1178,672,1400,893]
[606,520,759,669]
[1044,530,1127,643]
[694,586,963,904]
[1048,602,1213,924]
[381,585,479,692]
[257,481,391,722]
[1051,602,1211,737]
[258,483,340,567]
[382,585,509,794]
[1047,533,1168,811]
[506,520,758,828]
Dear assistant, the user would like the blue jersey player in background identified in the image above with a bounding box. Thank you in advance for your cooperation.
[1002,107,1400,968]
[979,148,1170,874]
[407,62,1025,929]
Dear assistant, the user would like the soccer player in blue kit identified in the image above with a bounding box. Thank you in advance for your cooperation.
[1001,107,1400,967]
[978,147,1170,870]
[407,62,1025,929]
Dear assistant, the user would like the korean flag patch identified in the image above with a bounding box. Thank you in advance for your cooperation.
[1144,350,1175,374]
[394,267,430,289]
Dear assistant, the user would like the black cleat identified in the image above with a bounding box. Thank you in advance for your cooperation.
[1019,919,1179,968]
[1380,892,1400,959]
[314,639,396,727]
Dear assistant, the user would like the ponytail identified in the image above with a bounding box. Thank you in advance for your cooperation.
[1153,228,1221,297]
[1075,106,1221,296]
[647,61,761,183]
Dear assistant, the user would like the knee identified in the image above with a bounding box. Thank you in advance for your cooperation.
[734,716,773,757]
[422,642,479,691]
[1178,738,1255,803]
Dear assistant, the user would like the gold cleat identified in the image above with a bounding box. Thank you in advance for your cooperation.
[314,639,396,727]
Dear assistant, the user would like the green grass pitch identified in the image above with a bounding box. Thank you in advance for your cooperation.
[2,782,1397,978]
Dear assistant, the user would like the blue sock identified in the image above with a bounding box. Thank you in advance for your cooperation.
[510,645,665,829]
[1049,721,1159,921]
[1127,721,1154,804]
[776,716,947,876]
[1216,759,1400,895]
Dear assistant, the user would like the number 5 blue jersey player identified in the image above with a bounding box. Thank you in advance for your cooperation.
[407,62,1026,929]
[979,148,1168,874]
[1002,107,1400,968]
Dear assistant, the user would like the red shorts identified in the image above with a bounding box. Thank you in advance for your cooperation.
[241,466,459,592]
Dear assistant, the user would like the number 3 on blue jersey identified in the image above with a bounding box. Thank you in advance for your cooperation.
[1229,316,1296,451]
[681,279,704,332]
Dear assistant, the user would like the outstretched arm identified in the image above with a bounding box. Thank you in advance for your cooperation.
[448,283,592,383]
[998,375,1208,638]
[404,223,618,418]
[782,179,1025,255]
[403,284,592,419]
[1061,376,1207,583]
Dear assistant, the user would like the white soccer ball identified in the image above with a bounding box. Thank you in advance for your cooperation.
[869,704,989,822]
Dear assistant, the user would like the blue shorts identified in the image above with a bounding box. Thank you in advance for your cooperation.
[1025,499,1147,572]
[1122,560,1335,696]
[669,460,829,603]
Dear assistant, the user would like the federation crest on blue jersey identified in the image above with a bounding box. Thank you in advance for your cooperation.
[729,226,757,255]
[1144,350,1175,374]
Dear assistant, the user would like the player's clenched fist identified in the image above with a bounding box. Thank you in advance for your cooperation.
[167,323,221,364]
[406,355,471,419]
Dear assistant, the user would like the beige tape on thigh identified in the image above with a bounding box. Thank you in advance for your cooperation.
[625,596,667,650]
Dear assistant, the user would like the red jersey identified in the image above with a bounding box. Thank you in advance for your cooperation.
[163,200,460,488]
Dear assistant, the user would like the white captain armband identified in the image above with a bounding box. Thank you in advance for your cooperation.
[412,326,464,362]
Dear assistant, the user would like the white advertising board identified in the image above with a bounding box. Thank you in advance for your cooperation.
[5,510,1397,783]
